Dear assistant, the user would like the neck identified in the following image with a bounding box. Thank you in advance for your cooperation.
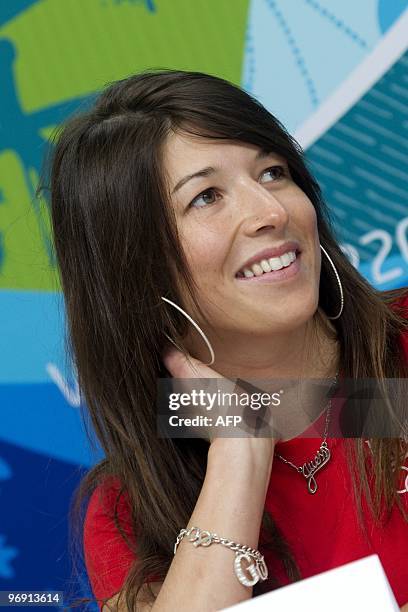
[185,308,339,382]
[184,309,340,441]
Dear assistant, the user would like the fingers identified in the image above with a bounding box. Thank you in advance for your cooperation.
[162,346,224,379]
[161,346,280,441]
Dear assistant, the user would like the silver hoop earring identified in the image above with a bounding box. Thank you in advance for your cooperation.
[320,244,344,320]
[161,296,215,366]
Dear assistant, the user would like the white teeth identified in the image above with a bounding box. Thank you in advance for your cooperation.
[238,250,297,278]
[260,259,271,273]
[280,252,291,266]
[252,263,264,277]
[269,257,283,271]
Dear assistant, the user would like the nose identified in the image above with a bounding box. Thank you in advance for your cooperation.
[237,182,289,236]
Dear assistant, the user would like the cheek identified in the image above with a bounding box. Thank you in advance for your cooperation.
[292,194,319,247]
[289,193,320,273]
[303,206,321,280]
[291,189,317,228]
[180,231,229,318]
[306,208,319,240]
[181,226,227,279]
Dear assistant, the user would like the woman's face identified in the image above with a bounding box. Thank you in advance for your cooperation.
[162,131,322,338]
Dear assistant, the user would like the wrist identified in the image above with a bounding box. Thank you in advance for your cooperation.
[207,438,275,478]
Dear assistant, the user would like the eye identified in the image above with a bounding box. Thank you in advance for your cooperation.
[260,165,287,183]
[189,188,220,209]
[188,165,288,210]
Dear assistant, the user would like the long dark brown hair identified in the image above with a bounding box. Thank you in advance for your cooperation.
[42,68,408,610]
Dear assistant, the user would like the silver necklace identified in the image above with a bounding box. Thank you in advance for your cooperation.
[275,371,339,495]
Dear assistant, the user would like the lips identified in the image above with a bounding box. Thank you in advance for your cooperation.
[236,251,301,283]
[235,241,301,277]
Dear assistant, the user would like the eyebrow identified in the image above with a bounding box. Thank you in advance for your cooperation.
[171,149,276,195]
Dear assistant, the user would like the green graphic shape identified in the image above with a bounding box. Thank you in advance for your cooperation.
[0,151,59,290]
[1,0,249,290]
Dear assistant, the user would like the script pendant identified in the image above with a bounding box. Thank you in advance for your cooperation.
[299,442,331,494]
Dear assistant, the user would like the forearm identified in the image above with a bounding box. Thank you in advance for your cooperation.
[152,440,274,612]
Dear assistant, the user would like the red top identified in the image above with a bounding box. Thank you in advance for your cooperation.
[83,293,408,609]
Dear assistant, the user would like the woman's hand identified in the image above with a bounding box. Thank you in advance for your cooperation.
[400,603,408,611]
[162,344,224,381]
[162,345,276,463]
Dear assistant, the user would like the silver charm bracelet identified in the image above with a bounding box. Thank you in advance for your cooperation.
[174,526,268,587]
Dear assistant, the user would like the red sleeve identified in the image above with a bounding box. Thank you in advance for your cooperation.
[83,475,138,609]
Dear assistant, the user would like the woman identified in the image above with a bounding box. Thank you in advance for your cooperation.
[46,69,408,611]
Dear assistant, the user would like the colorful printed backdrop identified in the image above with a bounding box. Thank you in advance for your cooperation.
[1,0,407,607]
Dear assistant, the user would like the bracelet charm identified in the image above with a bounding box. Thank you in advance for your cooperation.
[234,552,262,587]
[174,526,268,588]
[188,527,213,547]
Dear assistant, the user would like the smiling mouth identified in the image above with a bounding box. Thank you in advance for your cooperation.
[235,249,301,279]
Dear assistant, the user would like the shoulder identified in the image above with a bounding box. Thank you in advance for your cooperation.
[85,475,131,519]
[84,475,134,539]
[83,475,136,605]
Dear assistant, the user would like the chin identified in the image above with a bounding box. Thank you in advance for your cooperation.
[286,296,318,322]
